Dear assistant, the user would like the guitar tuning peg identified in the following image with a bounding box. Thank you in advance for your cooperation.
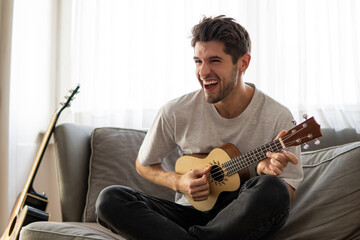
[69,89,74,93]
[303,114,308,120]
[314,138,320,145]
[292,120,297,125]
[303,143,309,150]
[60,102,65,106]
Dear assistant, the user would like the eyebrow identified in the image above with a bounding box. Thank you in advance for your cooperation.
[193,56,224,60]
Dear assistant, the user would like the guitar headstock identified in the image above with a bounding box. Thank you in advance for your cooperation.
[57,84,80,114]
[282,116,322,149]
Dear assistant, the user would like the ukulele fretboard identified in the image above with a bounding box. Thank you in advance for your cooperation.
[223,140,283,176]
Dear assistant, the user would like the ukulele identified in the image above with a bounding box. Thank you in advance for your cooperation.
[175,116,322,211]
[1,84,80,240]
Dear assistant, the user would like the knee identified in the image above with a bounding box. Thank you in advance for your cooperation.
[95,185,131,221]
[95,186,117,220]
[259,176,290,206]
[244,176,290,207]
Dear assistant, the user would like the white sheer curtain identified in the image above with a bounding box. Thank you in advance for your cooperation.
[59,0,360,132]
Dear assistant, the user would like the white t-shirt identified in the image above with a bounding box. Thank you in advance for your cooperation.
[138,84,303,205]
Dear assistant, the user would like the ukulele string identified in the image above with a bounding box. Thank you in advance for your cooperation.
[280,122,309,142]
[209,123,310,180]
[209,141,282,180]
[208,131,310,181]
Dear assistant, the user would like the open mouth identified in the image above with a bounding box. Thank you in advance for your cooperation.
[203,80,218,90]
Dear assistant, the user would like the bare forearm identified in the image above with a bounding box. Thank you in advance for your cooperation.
[135,158,181,192]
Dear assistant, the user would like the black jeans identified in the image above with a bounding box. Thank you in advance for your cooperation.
[95,176,290,240]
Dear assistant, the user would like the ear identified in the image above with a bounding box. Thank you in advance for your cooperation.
[237,53,251,73]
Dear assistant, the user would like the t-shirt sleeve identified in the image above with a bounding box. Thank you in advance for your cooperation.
[138,106,177,166]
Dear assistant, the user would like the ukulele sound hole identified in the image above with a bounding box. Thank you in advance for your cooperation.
[210,165,224,182]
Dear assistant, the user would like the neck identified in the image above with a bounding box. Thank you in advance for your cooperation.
[214,82,254,119]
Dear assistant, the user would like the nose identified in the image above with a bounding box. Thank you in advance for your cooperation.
[198,62,211,78]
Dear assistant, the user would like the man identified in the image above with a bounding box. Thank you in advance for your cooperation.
[96,15,303,240]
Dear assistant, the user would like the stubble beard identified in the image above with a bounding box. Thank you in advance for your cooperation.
[205,65,239,104]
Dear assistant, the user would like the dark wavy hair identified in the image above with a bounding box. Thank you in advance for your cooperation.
[191,15,251,64]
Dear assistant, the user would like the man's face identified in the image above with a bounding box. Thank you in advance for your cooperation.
[194,41,239,104]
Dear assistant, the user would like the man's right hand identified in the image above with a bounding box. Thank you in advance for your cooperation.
[177,167,211,201]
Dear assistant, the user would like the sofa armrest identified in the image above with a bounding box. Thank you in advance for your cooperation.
[54,123,94,222]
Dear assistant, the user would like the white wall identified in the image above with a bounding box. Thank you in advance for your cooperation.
[1,0,62,233]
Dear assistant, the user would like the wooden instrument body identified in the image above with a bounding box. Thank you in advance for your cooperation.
[2,191,49,240]
[175,143,247,211]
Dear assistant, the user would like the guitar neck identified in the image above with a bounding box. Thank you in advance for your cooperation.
[17,113,59,202]
[28,112,60,188]
[18,85,79,203]
[223,139,284,176]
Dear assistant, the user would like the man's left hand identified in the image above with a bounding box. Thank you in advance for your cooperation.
[257,130,299,176]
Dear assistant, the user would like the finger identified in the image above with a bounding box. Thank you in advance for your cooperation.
[191,166,211,178]
[281,150,299,165]
[267,152,287,168]
[257,160,277,176]
[190,174,209,188]
[189,183,209,195]
[202,166,212,174]
[269,164,282,175]
[275,130,287,140]
[188,183,210,201]
[262,166,277,176]
[192,193,209,201]
[270,158,285,171]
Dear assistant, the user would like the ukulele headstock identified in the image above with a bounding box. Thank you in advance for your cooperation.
[282,115,322,149]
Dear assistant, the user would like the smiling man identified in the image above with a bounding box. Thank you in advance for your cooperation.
[96,15,303,240]
[193,40,254,118]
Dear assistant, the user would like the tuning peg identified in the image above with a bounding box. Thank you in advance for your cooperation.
[303,143,309,150]
[292,120,297,125]
[303,114,308,120]
[314,138,320,145]
[60,102,65,106]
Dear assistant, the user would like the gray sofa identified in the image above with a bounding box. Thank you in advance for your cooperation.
[20,124,360,240]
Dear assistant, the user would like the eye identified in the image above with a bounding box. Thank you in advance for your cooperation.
[194,59,202,64]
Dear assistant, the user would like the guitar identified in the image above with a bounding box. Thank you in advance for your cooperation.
[1,84,80,240]
[175,116,322,211]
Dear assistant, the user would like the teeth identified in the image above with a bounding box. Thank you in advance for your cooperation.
[203,80,218,85]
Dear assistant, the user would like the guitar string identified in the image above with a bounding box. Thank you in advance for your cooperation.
[209,129,310,181]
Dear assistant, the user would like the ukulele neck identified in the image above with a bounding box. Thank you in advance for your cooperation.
[223,139,284,176]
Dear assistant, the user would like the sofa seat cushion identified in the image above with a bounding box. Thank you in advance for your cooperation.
[20,222,123,240]
[274,141,360,239]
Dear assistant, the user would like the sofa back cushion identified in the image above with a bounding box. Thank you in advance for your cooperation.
[274,141,360,239]
[83,128,176,222]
